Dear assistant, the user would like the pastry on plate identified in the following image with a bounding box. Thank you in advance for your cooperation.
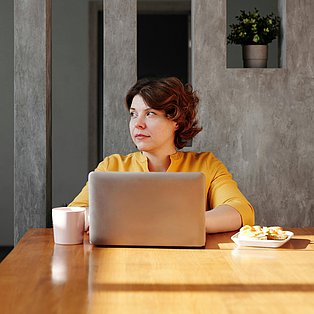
[238,225,289,241]
[266,226,288,240]
[238,225,267,240]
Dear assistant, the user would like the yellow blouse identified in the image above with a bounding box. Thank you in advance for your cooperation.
[68,151,254,225]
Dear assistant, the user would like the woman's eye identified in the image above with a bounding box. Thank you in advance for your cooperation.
[147,111,156,116]
[130,112,137,118]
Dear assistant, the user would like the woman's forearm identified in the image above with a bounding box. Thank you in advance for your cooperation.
[205,204,242,233]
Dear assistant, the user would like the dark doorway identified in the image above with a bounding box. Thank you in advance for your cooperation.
[137,13,190,83]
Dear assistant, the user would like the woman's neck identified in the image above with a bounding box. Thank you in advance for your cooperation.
[143,149,177,172]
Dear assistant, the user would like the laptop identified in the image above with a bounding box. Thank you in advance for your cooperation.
[88,171,206,247]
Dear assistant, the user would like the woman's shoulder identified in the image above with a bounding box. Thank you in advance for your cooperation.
[96,152,145,172]
[105,152,141,161]
[178,151,229,176]
[179,150,216,161]
[178,151,224,169]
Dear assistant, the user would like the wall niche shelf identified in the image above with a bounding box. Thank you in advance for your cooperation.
[226,0,286,69]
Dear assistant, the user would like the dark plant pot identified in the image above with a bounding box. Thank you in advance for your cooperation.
[242,45,268,68]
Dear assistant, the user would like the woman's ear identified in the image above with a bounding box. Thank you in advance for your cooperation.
[174,123,179,130]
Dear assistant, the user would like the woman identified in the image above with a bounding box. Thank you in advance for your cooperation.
[69,77,254,233]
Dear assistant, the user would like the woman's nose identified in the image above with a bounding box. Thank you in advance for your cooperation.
[134,115,146,129]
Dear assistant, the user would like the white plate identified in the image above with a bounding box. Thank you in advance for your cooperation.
[231,231,294,248]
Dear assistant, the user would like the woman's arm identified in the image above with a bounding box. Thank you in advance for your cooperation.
[205,204,242,233]
[207,156,254,228]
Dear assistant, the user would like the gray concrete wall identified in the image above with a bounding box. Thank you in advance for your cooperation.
[14,0,52,244]
[1,0,91,245]
[1,0,91,246]
[192,0,314,227]
[0,0,14,246]
[2,0,314,245]
[103,0,137,156]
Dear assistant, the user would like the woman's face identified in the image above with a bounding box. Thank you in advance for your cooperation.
[129,95,177,155]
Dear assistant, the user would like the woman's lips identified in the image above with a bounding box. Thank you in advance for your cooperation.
[134,134,150,140]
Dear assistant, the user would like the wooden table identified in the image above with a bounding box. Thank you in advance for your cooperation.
[1,228,314,313]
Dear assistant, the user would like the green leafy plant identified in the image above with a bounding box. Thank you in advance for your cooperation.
[227,8,281,45]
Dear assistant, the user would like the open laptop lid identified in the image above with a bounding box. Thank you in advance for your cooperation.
[89,171,206,247]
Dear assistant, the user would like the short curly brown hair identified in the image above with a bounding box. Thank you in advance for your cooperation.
[125,77,202,149]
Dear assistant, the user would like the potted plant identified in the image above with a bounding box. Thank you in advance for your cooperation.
[227,8,281,68]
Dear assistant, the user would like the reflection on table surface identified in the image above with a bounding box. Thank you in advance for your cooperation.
[1,228,314,314]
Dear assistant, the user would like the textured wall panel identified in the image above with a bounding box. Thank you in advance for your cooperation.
[103,0,137,156]
[14,0,52,244]
[192,0,313,227]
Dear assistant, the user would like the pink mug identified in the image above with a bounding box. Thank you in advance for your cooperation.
[52,207,85,245]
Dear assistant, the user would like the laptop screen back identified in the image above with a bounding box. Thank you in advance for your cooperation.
[89,171,206,247]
